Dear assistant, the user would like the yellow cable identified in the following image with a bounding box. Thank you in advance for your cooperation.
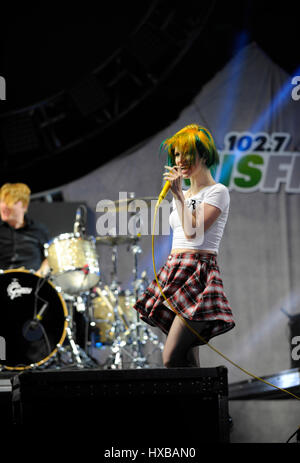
[152,202,300,401]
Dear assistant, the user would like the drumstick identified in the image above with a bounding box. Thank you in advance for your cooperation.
[95,286,127,325]
[103,285,125,316]
[103,285,130,331]
[94,287,115,314]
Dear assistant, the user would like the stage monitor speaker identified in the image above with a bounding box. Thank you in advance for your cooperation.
[12,367,230,444]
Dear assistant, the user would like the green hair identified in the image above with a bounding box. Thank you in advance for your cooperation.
[160,124,219,169]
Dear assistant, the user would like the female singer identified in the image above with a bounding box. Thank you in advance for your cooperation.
[133,124,235,367]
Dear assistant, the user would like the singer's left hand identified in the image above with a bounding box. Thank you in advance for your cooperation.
[163,166,184,200]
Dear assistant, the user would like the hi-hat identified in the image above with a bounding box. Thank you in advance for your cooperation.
[96,235,140,246]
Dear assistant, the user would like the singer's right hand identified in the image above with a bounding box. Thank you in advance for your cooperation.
[163,166,184,200]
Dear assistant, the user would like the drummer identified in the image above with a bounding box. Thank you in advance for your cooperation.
[0,183,50,277]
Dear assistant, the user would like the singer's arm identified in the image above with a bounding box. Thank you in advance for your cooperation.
[163,165,221,239]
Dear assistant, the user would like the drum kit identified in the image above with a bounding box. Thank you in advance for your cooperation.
[0,199,164,372]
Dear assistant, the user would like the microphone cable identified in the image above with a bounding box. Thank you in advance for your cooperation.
[151,199,300,402]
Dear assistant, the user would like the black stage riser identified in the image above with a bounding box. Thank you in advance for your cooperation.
[11,367,230,443]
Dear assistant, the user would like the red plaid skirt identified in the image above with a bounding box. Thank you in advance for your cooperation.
[133,252,235,345]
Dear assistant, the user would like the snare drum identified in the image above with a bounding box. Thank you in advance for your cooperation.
[45,233,100,294]
[0,270,68,370]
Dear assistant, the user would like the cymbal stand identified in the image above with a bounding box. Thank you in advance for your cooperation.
[130,242,145,364]
[130,244,164,368]
[130,210,163,367]
[107,245,130,369]
[104,210,142,368]
[106,240,163,369]
[104,208,163,369]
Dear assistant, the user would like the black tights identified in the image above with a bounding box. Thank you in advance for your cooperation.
[162,316,208,368]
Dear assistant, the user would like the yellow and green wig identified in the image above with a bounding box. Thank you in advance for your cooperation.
[160,124,219,169]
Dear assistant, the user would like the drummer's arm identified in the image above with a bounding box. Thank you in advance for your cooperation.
[36,258,50,278]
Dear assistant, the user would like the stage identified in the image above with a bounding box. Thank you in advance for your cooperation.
[0,3,300,449]
[1,364,300,444]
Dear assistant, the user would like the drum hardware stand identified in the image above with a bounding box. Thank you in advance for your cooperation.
[96,241,133,369]
[72,292,92,355]
[128,244,164,369]
[54,294,97,369]
[130,211,164,367]
[94,205,163,369]
[105,233,164,369]
[129,242,145,365]
[106,245,133,368]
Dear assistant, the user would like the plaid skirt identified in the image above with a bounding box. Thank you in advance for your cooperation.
[133,252,235,345]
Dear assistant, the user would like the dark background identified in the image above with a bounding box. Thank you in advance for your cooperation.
[0,1,299,194]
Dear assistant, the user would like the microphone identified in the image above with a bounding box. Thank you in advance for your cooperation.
[75,207,81,223]
[23,302,49,340]
[74,206,83,235]
[33,302,49,323]
[158,180,171,205]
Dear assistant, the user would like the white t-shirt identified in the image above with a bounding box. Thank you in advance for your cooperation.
[169,183,230,254]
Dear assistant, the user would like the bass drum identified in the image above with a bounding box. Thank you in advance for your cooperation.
[0,270,68,371]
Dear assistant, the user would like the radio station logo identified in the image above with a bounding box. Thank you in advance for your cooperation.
[217,131,300,193]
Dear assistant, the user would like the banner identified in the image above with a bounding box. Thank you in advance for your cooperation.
[216,132,300,193]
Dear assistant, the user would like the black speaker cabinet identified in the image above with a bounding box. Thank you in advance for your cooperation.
[12,367,230,444]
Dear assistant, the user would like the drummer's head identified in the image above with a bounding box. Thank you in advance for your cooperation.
[0,183,31,227]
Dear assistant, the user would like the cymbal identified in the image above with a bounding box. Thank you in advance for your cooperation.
[106,196,158,212]
[96,235,140,246]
